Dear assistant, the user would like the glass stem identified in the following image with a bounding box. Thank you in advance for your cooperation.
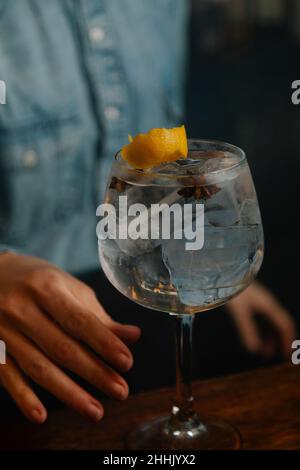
[170,314,199,428]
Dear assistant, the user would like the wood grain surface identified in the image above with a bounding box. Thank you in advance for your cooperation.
[0,362,299,450]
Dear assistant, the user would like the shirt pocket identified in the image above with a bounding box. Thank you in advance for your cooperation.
[0,112,87,247]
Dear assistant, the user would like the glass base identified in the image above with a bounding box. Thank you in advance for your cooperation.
[127,415,241,450]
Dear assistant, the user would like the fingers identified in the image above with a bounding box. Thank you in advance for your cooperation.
[107,322,141,345]
[6,302,129,400]
[67,281,142,345]
[0,322,104,422]
[38,286,134,372]
[0,355,47,424]
[0,260,138,424]
[228,282,297,358]
[229,306,263,353]
[257,298,296,358]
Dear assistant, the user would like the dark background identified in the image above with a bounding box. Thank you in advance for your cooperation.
[187,0,300,317]
[185,0,300,378]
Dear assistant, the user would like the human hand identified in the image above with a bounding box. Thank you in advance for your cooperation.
[0,253,141,423]
[226,281,296,358]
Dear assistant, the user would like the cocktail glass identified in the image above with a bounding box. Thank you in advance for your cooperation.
[97,140,264,449]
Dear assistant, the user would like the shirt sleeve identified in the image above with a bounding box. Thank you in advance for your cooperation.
[0,245,17,255]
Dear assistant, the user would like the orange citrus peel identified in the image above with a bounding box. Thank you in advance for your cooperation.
[121,125,188,170]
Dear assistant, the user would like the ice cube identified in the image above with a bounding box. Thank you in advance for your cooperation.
[240,199,261,225]
[134,247,170,289]
[200,157,225,174]
[125,185,167,208]
[205,181,240,227]
[115,236,160,257]
[176,288,219,307]
[162,225,260,307]
[200,153,238,173]
[113,188,184,256]
[99,239,131,267]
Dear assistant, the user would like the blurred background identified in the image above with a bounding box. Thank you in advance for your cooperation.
[1,1,300,414]
[183,0,300,378]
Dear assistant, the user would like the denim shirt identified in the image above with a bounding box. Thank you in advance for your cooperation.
[0,0,187,273]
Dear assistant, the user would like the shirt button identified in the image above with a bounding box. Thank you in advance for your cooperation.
[89,26,106,43]
[105,106,120,121]
[23,150,38,168]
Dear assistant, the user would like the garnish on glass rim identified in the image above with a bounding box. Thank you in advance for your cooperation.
[121,125,188,170]
[119,126,221,200]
